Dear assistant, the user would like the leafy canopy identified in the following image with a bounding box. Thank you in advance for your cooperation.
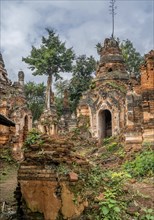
[120,39,144,75]
[23,28,75,110]
[69,55,96,112]
[22,28,75,80]
[24,82,46,121]
[54,79,70,99]
[54,79,70,117]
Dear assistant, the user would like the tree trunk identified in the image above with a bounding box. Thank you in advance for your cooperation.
[45,73,52,110]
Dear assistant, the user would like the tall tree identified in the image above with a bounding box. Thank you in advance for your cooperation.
[120,39,144,75]
[24,82,46,121]
[22,28,75,110]
[54,79,70,99]
[54,79,70,117]
[69,55,96,112]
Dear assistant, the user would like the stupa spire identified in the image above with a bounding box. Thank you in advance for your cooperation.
[109,0,117,38]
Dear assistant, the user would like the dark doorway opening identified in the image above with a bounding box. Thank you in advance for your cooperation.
[99,109,112,139]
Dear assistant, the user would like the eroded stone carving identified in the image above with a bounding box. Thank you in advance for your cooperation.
[77,38,154,146]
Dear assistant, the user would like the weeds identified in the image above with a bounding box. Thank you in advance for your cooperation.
[85,166,104,189]
[99,188,126,220]
[140,208,154,220]
[124,149,154,178]
[24,128,44,146]
[56,163,70,175]
[0,148,16,163]
[107,82,127,93]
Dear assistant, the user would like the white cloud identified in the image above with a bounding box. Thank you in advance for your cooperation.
[1,0,153,84]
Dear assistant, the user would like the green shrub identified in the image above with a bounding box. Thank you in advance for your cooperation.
[124,150,154,178]
[99,188,126,220]
[86,166,105,189]
[107,142,118,152]
[110,171,131,184]
[140,208,154,220]
[25,128,43,146]
[103,136,115,145]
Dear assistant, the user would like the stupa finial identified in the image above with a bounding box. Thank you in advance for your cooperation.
[109,0,117,38]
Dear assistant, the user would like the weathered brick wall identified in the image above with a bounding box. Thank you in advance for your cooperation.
[140,51,154,142]
[17,134,89,220]
[141,51,154,91]
[0,53,32,159]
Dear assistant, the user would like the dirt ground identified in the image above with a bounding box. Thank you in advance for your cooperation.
[0,162,18,209]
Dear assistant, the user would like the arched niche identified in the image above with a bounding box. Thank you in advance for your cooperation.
[98,109,112,139]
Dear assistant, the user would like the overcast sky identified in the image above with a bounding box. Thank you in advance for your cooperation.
[1,0,154,84]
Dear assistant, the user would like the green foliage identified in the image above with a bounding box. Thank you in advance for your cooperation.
[90,80,96,89]
[78,165,131,219]
[103,136,115,145]
[102,136,120,152]
[71,127,81,136]
[56,163,70,175]
[54,79,70,99]
[100,136,125,161]
[115,148,126,159]
[120,39,144,75]
[69,55,96,112]
[106,142,118,152]
[96,42,102,55]
[23,28,75,110]
[0,149,15,163]
[107,81,126,93]
[54,79,70,117]
[24,82,46,121]
[25,129,43,146]
[99,188,125,220]
[124,149,154,178]
[110,171,131,184]
[142,141,153,148]
[22,28,75,79]
[85,166,105,190]
[54,96,63,117]
[140,209,154,220]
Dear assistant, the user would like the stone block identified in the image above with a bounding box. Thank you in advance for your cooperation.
[69,172,78,182]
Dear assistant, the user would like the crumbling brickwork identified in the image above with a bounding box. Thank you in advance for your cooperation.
[0,52,32,157]
[17,133,89,220]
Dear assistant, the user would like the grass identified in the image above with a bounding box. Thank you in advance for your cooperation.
[0,162,18,182]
